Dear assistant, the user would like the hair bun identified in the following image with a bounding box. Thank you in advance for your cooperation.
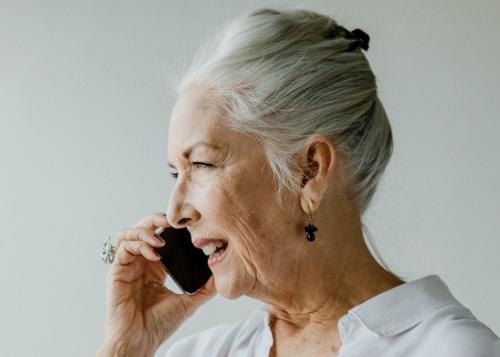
[324,25,370,52]
[350,28,370,51]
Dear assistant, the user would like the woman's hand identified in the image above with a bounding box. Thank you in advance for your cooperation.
[97,213,217,357]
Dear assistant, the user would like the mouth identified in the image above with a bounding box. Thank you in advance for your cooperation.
[207,241,229,267]
[192,238,229,267]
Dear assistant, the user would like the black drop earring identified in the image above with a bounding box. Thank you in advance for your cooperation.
[304,202,318,242]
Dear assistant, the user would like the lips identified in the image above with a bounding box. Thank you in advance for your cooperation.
[191,238,230,268]
[207,242,229,267]
[192,237,228,249]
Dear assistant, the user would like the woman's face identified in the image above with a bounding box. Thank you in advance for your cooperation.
[166,83,306,299]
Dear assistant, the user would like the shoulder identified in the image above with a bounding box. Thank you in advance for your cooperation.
[164,304,269,357]
[422,305,500,356]
[163,320,245,357]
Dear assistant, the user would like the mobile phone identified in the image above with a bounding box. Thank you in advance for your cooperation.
[153,226,212,295]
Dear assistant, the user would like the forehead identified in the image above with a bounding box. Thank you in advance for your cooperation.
[168,83,230,158]
[170,84,222,132]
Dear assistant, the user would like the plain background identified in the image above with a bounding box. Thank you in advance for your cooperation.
[1,0,499,356]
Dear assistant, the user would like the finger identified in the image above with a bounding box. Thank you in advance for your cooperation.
[114,239,161,266]
[132,212,170,231]
[115,227,166,251]
[180,275,217,318]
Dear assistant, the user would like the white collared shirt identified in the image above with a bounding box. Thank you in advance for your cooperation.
[164,275,500,356]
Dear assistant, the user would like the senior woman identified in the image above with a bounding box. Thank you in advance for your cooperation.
[97,7,500,357]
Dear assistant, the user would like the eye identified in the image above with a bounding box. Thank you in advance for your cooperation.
[189,161,213,169]
[169,162,213,180]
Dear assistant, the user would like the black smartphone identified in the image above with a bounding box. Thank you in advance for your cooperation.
[153,226,212,295]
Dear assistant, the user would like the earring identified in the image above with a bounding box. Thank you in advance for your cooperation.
[304,201,318,242]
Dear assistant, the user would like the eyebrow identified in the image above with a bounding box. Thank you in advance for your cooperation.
[168,140,221,169]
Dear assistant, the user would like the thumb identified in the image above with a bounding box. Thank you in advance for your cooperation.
[181,275,217,318]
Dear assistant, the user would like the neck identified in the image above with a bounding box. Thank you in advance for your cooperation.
[249,198,405,353]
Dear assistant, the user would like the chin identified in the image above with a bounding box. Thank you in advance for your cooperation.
[214,272,245,300]
[213,271,253,300]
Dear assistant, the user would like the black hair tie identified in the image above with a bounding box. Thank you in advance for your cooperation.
[350,28,370,51]
[325,25,370,51]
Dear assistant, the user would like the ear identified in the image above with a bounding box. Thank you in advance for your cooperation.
[297,134,336,214]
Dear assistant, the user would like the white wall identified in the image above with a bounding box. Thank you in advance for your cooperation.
[0,0,498,356]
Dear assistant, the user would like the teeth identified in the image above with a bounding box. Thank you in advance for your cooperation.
[214,241,224,248]
[200,241,227,256]
[202,243,217,256]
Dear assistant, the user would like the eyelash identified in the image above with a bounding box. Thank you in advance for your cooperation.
[169,161,213,179]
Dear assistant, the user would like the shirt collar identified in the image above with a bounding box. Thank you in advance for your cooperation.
[341,274,461,339]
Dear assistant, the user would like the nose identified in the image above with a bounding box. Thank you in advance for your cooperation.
[166,181,200,229]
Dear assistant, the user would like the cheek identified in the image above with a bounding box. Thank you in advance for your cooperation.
[210,167,258,221]
[212,173,269,251]
[208,170,303,296]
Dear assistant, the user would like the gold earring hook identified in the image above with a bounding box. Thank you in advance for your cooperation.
[307,201,314,220]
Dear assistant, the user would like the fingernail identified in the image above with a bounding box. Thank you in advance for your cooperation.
[155,235,165,245]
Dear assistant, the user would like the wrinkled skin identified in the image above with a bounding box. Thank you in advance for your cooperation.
[167,83,304,301]
[166,82,405,356]
[97,213,217,357]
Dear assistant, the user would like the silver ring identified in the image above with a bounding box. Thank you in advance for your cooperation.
[101,235,116,264]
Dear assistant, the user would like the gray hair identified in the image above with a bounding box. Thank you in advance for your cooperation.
[170,7,393,218]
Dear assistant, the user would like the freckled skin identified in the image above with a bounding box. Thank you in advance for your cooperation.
[167,82,298,300]
[166,82,405,356]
